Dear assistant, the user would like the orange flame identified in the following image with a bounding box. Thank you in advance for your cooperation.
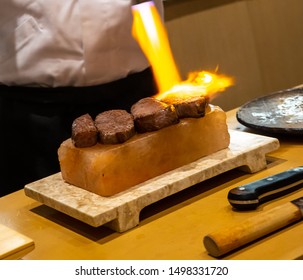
[132,1,181,93]
[156,70,234,101]
[132,1,233,101]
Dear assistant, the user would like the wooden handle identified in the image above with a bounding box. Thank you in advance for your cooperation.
[203,202,302,257]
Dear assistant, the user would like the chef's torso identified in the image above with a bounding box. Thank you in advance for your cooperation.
[0,0,163,87]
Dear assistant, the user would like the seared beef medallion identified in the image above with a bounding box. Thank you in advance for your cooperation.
[95,110,135,144]
[161,96,208,118]
[131,97,179,132]
[71,114,98,148]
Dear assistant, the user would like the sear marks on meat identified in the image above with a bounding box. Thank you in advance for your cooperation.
[70,95,208,147]
[131,97,179,133]
[72,114,98,148]
[95,110,135,144]
[161,96,208,118]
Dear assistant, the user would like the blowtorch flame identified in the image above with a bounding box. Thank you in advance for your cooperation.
[132,1,234,101]
[132,1,181,93]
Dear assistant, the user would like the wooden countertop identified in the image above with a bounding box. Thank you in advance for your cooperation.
[0,108,302,260]
[0,223,34,260]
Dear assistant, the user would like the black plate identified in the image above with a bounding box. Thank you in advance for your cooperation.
[236,87,303,135]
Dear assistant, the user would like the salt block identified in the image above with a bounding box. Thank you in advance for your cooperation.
[58,105,230,196]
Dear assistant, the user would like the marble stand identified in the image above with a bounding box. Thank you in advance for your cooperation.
[25,130,279,232]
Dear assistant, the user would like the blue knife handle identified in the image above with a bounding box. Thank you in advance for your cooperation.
[228,167,303,210]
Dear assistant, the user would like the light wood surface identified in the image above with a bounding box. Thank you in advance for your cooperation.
[0,224,34,260]
[0,109,303,260]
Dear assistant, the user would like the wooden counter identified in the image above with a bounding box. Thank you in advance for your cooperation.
[0,109,302,260]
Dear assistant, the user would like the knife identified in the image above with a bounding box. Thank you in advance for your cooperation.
[203,197,303,257]
[228,166,303,210]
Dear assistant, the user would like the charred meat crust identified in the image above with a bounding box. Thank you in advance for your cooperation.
[162,96,208,118]
[131,97,179,133]
[95,110,135,144]
[71,114,98,148]
[70,96,209,147]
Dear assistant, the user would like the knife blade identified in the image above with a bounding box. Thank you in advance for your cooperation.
[228,166,303,210]
[203,197,303,258]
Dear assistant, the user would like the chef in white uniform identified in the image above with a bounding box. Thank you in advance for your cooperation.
[0,0,164,196]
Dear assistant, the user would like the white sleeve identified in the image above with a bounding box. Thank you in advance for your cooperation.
[0,0,164,87]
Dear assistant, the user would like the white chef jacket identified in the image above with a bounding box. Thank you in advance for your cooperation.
[0,0,163,87]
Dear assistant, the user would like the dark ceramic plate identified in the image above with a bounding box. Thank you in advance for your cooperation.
[236,87,303,135]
